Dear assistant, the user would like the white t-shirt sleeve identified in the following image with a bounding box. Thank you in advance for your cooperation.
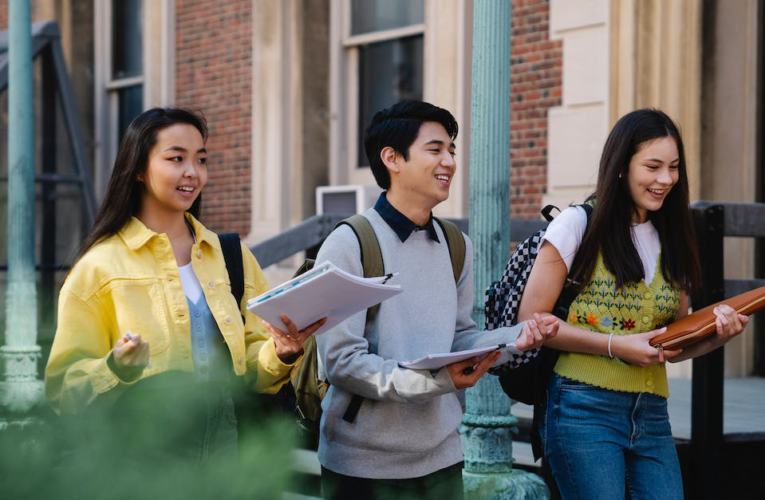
[540,206,588,272]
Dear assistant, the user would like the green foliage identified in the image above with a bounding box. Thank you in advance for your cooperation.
[0,384,297,500]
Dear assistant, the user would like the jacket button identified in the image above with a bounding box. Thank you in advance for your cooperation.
[646,379,654,387]
[208,281,215,289]
[642,316,650,324]
[643,292,652,300]
[225,315,232,324]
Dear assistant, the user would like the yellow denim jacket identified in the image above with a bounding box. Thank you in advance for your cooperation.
[45,214,298,415]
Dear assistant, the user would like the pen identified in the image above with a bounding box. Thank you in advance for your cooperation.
[382,272,399,284]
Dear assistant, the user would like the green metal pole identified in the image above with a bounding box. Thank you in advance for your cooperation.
[1,0,43,413]
[460,1,548,497]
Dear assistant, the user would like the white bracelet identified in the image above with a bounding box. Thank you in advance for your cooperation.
[608,333,614,359]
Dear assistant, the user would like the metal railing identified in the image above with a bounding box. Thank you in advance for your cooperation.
[249,213,547,268]
[688,201,765,499]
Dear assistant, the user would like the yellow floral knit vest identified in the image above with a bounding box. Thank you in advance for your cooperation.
[553,251,681,398]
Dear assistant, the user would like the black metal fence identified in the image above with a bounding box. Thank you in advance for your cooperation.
[687,201,765,499]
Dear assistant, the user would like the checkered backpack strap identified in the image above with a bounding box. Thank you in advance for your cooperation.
[486,229,547,373]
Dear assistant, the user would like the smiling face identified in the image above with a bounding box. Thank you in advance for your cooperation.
[139,123,208,217]
[385,121,456,214]
[626,136,679,223]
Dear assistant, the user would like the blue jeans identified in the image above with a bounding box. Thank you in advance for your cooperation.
[540,374,683,500]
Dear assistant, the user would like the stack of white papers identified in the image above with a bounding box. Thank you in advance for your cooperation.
[247,261,403,335]
[399,344,510,370]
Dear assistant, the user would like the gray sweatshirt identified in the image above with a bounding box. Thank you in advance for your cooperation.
[315,208,525,479]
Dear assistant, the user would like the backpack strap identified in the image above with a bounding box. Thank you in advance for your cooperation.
[552,204,594,319]
[334,215,385,423]
[434,217,466,285]
[219,233,244,310]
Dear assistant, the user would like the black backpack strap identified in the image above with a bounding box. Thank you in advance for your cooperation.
[434,217,466,285]
[219,233,245,311]
[552,204,594,319]
[334,215,385,423]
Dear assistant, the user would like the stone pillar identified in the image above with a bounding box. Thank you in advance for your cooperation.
[460,1,548,498]
[1,0,44,413]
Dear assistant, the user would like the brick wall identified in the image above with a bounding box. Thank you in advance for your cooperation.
[175,0,252,236]
[0,1,42,31]
[510,0,562,219]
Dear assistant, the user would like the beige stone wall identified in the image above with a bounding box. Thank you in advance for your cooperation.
[544,0,610,209]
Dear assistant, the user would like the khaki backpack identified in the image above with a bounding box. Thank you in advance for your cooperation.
[291,214,466,443]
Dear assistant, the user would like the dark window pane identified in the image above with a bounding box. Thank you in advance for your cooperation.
[112,0,143,79]
[357,36,423,167]
[351,0,423,35]
[117,85,143,143]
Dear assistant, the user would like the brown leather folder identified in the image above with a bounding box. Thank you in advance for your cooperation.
[650,286,765,350]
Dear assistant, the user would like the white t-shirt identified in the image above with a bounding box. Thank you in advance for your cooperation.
[541,206,661,285]
[178,262,204,304]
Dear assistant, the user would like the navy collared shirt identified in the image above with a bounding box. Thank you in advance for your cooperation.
[373,193,440,243]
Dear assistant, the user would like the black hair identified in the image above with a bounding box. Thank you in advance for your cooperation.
[569,108,701,294]
[73,107,208,266]
[364,101,458,189]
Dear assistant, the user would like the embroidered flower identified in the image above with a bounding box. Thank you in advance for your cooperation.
[623,319,636,330]
[569,313,578,323]
[601,316,613,327]
[586,313,599,325]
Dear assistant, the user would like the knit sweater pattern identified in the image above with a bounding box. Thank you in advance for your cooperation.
[554,252,681,398]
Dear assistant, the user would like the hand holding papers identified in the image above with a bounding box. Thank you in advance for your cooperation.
[247,261,403,336]
[398,344,509,370]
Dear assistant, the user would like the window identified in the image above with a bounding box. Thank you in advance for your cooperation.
[94,0,174,196]
[94,0,145,194]
[110,0,144,142]
[331,0,425,181]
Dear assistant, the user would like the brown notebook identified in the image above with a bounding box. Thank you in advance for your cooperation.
[650,286,765,350]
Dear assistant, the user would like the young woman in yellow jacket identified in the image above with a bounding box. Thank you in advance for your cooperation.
[45,107,324,464]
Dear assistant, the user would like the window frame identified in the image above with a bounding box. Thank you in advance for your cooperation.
[329,0,426,186]
[93,0,175,198]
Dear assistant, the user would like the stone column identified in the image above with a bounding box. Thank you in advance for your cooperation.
[460,1,548,498]
[1,0,44,413]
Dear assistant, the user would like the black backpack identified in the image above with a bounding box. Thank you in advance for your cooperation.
[486,204,593,460]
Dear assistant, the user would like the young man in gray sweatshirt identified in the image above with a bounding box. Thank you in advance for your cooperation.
[315,101,558,500]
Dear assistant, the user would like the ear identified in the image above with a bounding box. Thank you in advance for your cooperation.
[380,146,400,174]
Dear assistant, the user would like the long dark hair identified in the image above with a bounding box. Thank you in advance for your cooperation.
[73,107,208,265]
[568,108,701,294]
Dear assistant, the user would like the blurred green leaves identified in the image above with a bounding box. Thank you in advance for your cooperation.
[0,379,298,500]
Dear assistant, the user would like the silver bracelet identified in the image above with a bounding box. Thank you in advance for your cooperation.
[608,333,614,359]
